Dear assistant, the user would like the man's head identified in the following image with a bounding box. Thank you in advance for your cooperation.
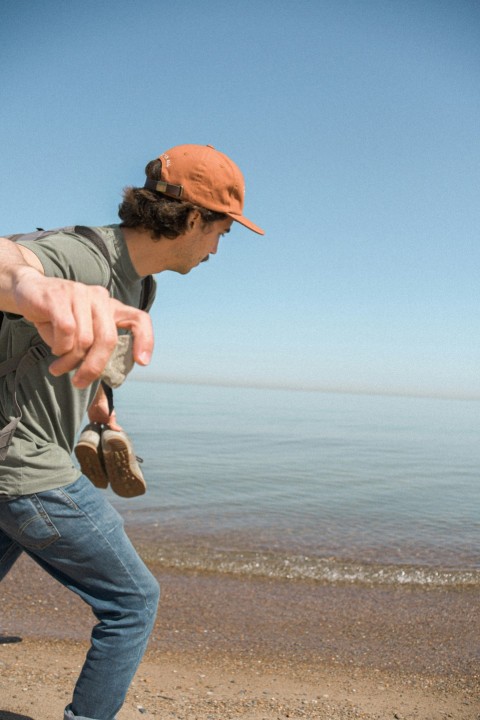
[144,144,263,235]
[118,144,264,241]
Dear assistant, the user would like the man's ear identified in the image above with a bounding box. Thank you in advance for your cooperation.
[187,209,201,230]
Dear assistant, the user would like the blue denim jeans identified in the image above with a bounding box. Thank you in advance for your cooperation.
[0,475,160,720]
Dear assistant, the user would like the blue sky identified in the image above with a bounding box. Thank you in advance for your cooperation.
[1,0,479,399]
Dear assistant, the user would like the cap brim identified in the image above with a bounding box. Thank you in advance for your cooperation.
[227,213,264,236]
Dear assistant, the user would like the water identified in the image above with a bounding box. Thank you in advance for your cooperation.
[107,381,480,588]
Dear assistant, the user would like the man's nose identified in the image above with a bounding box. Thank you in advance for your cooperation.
[210,237,220,255]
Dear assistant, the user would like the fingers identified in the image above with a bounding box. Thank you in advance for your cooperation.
[87,384,116,425]
[26,280,91,359]
[48,286,119,387]
[51,283,95,359]
[49,291,153,389]
[106,410,123,432]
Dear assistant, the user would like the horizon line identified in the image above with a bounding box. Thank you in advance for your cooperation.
[128,373,480,403]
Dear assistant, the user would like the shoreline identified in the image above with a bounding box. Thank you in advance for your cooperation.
[1,547,479,719]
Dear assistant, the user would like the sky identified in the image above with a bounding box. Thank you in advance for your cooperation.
[1,0,479,399]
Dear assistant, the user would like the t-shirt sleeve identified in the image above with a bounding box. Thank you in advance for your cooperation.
[17,231,110,287]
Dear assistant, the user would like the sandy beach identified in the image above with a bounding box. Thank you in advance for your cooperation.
[1,538,479,720]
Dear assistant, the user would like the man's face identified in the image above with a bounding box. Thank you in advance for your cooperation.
[170,216,233,274]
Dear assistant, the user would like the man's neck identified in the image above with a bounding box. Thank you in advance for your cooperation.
[121,226,168,277]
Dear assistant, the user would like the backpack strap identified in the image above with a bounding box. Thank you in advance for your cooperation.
[139,273,154,311]
[101,381,115,415]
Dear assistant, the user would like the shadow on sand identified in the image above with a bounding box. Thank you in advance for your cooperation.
[0,636,22,645]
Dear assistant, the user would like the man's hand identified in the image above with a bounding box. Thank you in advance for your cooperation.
[13,266,154,388]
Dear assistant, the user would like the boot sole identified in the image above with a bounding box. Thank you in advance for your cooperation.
[75,444,109,489]
[102,437,146,498]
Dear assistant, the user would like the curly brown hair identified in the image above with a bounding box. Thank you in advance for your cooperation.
[118,159,227,239]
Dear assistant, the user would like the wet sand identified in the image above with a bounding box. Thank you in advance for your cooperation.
[1,540,479,720]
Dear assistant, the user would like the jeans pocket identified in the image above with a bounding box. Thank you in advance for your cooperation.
[3,494,61,550]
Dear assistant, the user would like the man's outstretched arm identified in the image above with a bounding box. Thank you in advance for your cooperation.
[0,237,154,388]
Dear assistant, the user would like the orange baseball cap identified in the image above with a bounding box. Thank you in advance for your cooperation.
[144,144,264,235]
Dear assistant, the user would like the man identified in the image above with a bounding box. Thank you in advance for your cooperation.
[0,144,264,720]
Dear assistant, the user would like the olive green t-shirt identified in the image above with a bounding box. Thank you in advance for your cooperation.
[0,225,155,498]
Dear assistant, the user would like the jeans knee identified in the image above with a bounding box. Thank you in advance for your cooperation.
[106,573,159,638]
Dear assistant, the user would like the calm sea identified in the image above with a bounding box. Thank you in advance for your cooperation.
[105,380,480,589]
